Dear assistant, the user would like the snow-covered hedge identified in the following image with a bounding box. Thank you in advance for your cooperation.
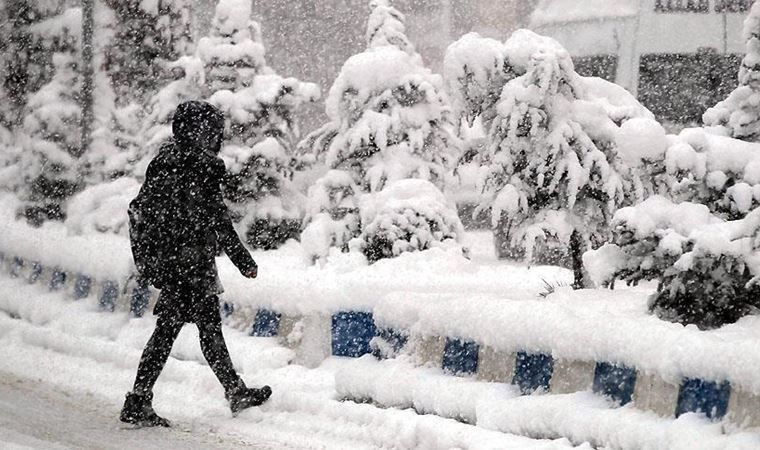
[586,197,760,329]
[357,180,465,263]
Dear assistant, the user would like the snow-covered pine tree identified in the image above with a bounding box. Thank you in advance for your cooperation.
[479,30,641,287]
[198,0,319,249]
[103,0,190,104]
[136,55,204,163]
[444,32,514,138]
[3,1,75,128]
[299,0,461,263]
[704,1,760,141]
[18,47,82,225]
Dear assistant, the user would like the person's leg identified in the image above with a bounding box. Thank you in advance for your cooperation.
[132,315,184,395]
[196,299,272,413]
[197,308,241,393]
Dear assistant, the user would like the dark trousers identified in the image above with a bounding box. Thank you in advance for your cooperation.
[131,308,241,396]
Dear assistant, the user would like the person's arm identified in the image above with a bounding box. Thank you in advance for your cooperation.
[208,160,258,277]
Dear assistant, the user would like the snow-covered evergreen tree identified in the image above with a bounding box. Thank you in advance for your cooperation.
[194,0,319,249]
[477,30,644,287]
[299,0,461,263]
[704,1,760,141]
[18,50,82,224]
[444,32,513,135]
[3,1,76,127]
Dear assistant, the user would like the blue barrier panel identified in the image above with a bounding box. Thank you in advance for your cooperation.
[73,275,92,300]
[372,328,408,359]
[130,283,151,317]
[220,301,235,319]
[442,337,480,376]
[332,311,376,358]
[513,351,554,395]
[28,262,43,284]
[99,280,119,312]
[10,256,24,278]
[49,268,67,291]
[593,362,637,406]
[251,309,282,337]
[675,378,731,420]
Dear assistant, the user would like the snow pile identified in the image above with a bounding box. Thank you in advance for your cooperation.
[0,194,133,280]
[299,0,459,263]
[616,117,669,167]
[64,177,141,236]
[336,357,759,448]
[704,1,760,142]
[358,179,466,263]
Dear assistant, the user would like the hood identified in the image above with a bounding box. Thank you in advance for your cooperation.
[172,100,225,156]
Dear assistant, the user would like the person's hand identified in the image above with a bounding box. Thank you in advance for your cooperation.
[245,267,258,279]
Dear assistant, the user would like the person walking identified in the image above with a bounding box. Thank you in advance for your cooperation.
[121,101,271,428]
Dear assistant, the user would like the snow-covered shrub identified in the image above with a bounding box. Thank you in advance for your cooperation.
[650,209,760,329]
[704,1,760,141]
[664,128,760,220]
[300,170,361,263]
[64,177,140,236]
[471,30,650,286]
[583,196,722,286]
[358,179,465,263]
[298,0,460,262]
[586,197,760,329]
[197,0,319,250]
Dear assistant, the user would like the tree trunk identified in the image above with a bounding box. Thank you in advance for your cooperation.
[569,229,588,289]
[78,0,95,158]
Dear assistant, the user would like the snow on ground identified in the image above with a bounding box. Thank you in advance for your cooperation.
[0,275,577,449]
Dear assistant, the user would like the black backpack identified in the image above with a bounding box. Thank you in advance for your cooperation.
[128,187,164,288]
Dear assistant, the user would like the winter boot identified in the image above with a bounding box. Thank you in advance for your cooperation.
[120,392,171,428]
[226,381,272,414]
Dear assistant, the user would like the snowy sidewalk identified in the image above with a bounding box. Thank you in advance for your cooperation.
[0,372,275,450]
[0,276,575,449]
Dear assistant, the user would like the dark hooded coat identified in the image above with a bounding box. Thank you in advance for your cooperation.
[135,101,256,323]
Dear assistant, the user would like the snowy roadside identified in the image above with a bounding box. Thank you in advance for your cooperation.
[0,276,577,449]
[0,373,274,450]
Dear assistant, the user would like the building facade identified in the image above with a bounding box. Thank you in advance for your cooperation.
[531,0,751,125]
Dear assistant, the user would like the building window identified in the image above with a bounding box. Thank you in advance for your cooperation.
[715,0,753,13]
[655,0,709,13]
